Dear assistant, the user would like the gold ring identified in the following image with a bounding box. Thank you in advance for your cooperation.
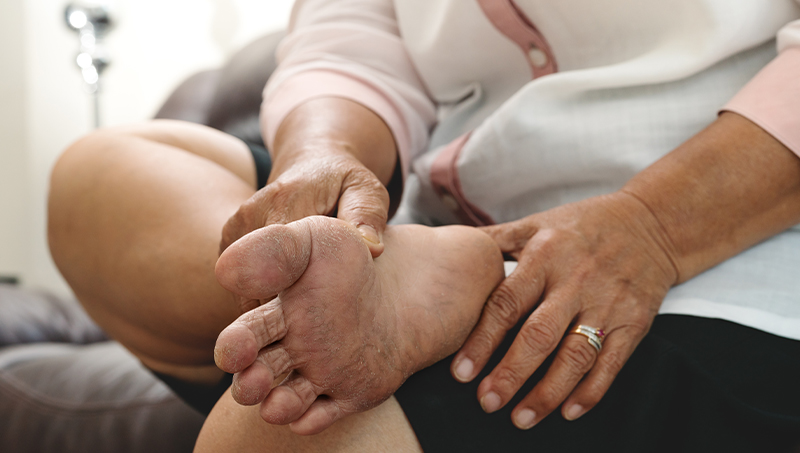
[569,325,605,353]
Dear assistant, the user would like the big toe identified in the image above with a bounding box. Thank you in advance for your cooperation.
[216,223,313,300]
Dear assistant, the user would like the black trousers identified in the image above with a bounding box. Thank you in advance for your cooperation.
[395,314,800,453]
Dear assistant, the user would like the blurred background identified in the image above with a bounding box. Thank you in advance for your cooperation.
[0,0,294,297]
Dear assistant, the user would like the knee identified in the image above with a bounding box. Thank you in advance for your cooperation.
[50,127,130,200]
[49,129,113,219]
[47,128,134,267]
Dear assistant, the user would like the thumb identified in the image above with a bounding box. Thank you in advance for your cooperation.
[479,220,537,253]
[337,171,391,258]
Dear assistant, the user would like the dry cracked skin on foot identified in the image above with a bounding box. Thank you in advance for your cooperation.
[214,216,504,435]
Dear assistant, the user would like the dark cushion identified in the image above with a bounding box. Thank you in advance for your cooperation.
[0,284,107,347]
[0,342,204,453]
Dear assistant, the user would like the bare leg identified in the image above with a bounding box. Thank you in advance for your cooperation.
[213,216,505,434]
[196,391,422,453]
[48,120,255,383]
[50,122,502,451]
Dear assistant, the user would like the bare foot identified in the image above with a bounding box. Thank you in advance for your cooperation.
[214,216,503,435]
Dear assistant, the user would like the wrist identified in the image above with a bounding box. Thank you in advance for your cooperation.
[271,97,398,185]
[619,113,800,284]
[270,138,362,181]
[609,191,681,286]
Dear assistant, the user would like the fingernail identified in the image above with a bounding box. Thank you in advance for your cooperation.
[514,408,537,430]
[480,391,501,413]
[565,404,585,421]
[454,358,474,382]
[357,225,380,245]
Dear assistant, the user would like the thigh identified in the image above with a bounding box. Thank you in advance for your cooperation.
[49,120,256,382]
[195,390,422,453]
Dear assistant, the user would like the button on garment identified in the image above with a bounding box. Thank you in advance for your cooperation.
[527,45,548,67]
[440,193,460,211]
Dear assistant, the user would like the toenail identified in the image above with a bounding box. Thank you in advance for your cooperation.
[514,408,537,429]
[480,391,501,413]
[454,358,474,382]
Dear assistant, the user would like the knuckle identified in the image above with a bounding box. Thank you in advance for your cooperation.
[486,287,524,329]
[226,207,248,231]
[599,348,627,374]
[517,318,560,355]
[220,210,249,250]
[493,366,526,393]
[347,168,389,196]
[630,320,651,338]
[633,311,655,334]
[560,341,597,373]
[617,310,654,340]
[531,229,561,253]
[345,203,388,222]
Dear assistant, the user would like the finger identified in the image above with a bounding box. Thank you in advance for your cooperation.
[289,397,345,436]
[230,345,294,406]
[215,222,313,300]
[510,330,600,429]
[260,372,320,425]
[562,327,641,421]
[260,180,334,226]
[219,202,249,255]
[337,168,390,258]
[218,181,319,254]
[214,300,287,373]
[479,219,538,253]
[475,289,577,414]
[451,256,546,383]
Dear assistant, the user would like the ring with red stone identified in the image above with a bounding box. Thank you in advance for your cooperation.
[569,325,604,353]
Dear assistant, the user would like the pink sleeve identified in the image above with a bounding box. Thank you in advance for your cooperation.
[261,0,437,179]
[722,20,800,158]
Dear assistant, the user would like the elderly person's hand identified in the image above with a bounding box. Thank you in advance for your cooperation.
[219,98,398,312]
[221,148,391,254]
[451,112,800,429]
[456,193,677,428]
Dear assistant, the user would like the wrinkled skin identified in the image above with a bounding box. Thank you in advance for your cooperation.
[214,216,504,435]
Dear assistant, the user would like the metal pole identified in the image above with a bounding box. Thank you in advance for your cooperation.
[93,89,101,129]
[64,3,113,130]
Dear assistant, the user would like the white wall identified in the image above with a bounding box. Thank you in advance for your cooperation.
[0,0,293,296]
[0,0,31,286]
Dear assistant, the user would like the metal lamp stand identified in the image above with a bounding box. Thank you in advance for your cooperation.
[64,2,113,129]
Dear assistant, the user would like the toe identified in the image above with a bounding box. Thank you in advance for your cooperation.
[231,362,272,406]
[216,223,313,300]
[214,323,258,373]
[289,397,345,436]
[214,301,288,373]
[260,373,320,425]
[230,345,294,405]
